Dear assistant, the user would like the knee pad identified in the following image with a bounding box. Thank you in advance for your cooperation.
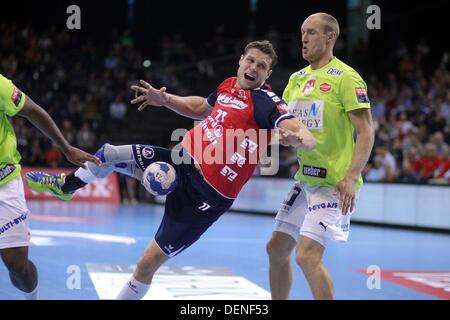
[95,143,108,163]
[88,144,136,178]
[95,144,134,163]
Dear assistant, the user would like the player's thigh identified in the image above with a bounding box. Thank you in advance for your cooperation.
[300,186,356,246]
[0,178,30,251]
[273,182,308,240]
[155,182,232,258]
[154,214,215,258]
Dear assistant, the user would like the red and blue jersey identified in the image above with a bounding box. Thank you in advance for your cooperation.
[182,77,293,199]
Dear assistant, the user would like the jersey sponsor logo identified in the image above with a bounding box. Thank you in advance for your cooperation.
[201,118,218,146]
[217,93,248,110]
[303,80,316,95]
[319,221,328,231]
[0,165,16,181]
[0,212,27,235]
[327,68,343,76]
[127,281,138,293]
[240,137,258,153]
[337,223,349,232]
[220,165,238,181]
[308,202,338,212]
[164,244,175,252]
[355,87,370,103]
[207,115,224,139]
[263,89,282,103]
[271,95,281,103]
[213,125,223,138]
[134,145,147,171]
[231,88,247,100]
[302,165,327,178]
[287,100,324,129]
[142,147,155,159]
[320,83,331,92]
[279,184,302,214]
[230,152,246,168]
[277,103,287,113]
[11,86,23,107]
[165,244,186,257]
[198,202,211,211]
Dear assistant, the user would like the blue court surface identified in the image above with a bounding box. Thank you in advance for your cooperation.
[0,201,449,300]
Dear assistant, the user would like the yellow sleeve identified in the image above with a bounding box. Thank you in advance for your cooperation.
[338,70,370,113]
[0,74,26,116]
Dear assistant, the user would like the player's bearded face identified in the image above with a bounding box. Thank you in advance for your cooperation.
[237,48,272,90]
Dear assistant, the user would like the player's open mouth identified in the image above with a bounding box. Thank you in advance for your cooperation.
[244,74,255,81]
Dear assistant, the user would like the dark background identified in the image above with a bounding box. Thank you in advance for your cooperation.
[2,0,448,66]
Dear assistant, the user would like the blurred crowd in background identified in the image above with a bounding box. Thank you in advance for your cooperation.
[1,16,449,201]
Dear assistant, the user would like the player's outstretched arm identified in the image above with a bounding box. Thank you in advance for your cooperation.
[18,97,101,169]
[277,118,316,150]
[131,80,212,120]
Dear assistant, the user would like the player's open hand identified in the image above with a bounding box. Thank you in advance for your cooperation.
[279,127,303,147]
[64,146,101,169]
[131,80,170,111]
[336,176,357,215]
[276,129,289,146]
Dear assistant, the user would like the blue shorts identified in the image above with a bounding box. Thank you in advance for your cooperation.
[132,144,234,257]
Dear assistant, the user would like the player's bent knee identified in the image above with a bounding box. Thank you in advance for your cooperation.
[94,143,109,163]
[266,234,294,261]
[95,143,123,163]
[266,238,280,257]
[2,255,29,274]
[89,144,134,178]
[295,248,321,270]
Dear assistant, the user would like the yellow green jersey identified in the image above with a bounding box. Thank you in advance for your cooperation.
[0,74,26,186]
[283,57,370,189]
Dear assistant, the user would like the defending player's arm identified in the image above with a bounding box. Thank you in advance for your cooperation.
[337,108,374,214]
[277,118,316,150]
[336,71,375,214]
[252,90,316,151]
[18,96,101,168]
[131,80,212,120]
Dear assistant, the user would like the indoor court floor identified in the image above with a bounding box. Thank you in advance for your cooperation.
[0,201,449,300]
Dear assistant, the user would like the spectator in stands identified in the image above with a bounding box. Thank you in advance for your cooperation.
[365,155,389,182]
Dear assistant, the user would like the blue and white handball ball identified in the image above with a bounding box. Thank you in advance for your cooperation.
[142,161,177,196]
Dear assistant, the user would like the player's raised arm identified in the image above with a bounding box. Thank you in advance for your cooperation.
[131,80,212,120]
[277,118,316,150]
[17,96,101,168]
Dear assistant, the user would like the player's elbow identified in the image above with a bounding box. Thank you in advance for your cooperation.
[195,101,212,119]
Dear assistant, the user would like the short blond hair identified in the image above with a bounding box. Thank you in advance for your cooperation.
[315,12,340,39]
